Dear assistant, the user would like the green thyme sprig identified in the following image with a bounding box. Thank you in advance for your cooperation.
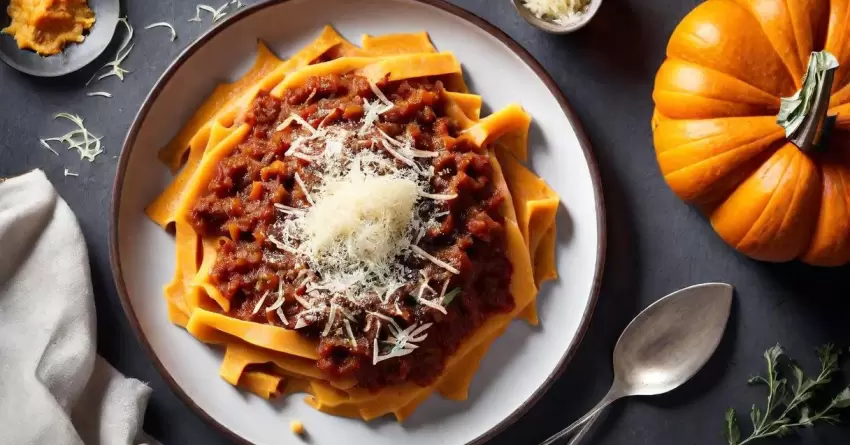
[724,344,850,445]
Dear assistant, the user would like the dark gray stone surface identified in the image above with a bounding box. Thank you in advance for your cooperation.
[1,0,848,444]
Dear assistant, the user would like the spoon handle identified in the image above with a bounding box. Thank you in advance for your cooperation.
[566,410,602,445]
[539,386,621,445]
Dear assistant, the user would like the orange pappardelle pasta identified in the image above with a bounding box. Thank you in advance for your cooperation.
[147,25,559,422]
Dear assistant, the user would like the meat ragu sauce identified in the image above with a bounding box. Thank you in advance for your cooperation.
[188,72,514,390]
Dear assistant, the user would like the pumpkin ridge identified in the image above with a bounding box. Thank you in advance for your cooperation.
[729,147,797,253]
[667,0,797,97]
[658,58,783,102]
[785,0,818,79]
[770,150,817,254]
[660,128,785,175]
[736,150,795,249]
[802,162,850,265]
[655,92,779,116]
[732,0,805,86]
[825,0,850,92]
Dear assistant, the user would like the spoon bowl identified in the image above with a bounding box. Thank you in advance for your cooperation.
[0,0,119,77]
[511,0,603,34]
[613,283,734,396]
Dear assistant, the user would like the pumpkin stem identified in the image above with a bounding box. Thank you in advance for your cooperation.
[776,51,839,153]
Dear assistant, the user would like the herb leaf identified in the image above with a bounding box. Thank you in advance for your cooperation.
[725,344,850,445]
[441,287,461,306]
[725,408,741,445]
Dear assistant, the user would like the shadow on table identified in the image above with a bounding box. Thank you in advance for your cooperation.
[555,0,658,85]
[757,261,850,346]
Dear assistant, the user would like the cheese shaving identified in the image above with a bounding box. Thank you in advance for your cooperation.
[410,245,460,274]
[369,80,394,109]
[275,307,288,324]
[288,113,318,135]
[63,168,79,177]
[40,140,58,156]
[267,234,301,255]
[294,317,310,330]
[274,203,305,213]
[88,18,134,84]
[343,319,357,346]
[378,139,419,170]
[251,291,269,315]
[322,304,337,337]
[417,295,447,314]
[266,281,286,312]
[367,311,401,333]
[293,172,315,205]
[41,113,104,162]
[86,91,112,98]
[144,22,177,41]
[190,3,229,23]
[293,152,318,163]
[293,293,311,308]
[418,192,457,200]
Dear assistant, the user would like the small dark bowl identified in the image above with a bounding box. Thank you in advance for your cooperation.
[0,0,119,77]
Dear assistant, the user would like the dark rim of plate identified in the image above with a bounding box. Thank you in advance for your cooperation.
[108,0,607,443]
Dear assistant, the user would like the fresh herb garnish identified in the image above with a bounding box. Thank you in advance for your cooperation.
[441,287,461,306]
[724,344,850,445]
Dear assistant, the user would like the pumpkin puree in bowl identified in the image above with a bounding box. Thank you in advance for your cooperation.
[2,0,96,56]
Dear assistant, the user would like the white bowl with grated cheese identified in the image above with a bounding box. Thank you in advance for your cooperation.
[512,0,603,34]
[111,0,606,444]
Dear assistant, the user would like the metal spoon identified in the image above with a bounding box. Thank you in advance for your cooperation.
[541,283,734,445]
[511,0,604,35]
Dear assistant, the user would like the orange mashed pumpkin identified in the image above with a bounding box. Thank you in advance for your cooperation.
[2,0,96,56]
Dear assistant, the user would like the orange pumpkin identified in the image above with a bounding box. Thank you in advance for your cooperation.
[651,0,850,266]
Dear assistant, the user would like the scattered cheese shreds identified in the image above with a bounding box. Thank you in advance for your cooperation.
[343,319,357,345]
[144,22,177,41]
[293,172,315,205]
[418,191,457,200]
[369,80,394,108]
[322,305,337,337]
[251,291,269,315]
[63,168,78,177]
[190,3,230,23]
[411,245,460,274]
[266,281,286,312]
[41,113,104,162]
[86,91,112,98]
[88,18,134,85]
[418,296,447,314]
[40,140,59,156]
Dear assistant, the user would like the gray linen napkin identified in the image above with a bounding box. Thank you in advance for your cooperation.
[0,169,156,445]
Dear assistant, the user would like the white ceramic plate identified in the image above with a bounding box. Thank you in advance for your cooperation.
[110,1,605,444]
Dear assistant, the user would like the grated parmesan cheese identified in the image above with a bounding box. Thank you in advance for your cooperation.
[260,78,471,364]
[300,168,419,271]
[523,0,590,26]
